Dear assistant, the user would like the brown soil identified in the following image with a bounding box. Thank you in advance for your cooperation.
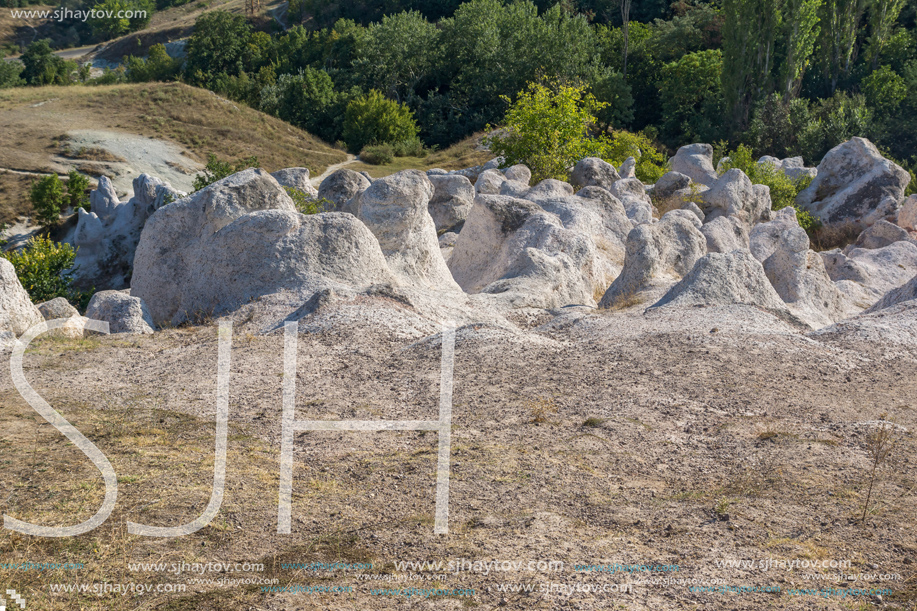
[0,314,914,610]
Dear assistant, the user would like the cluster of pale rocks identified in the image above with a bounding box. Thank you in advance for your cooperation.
[3,136,917,344]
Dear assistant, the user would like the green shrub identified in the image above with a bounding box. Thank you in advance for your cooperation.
[283,186,328,215]
[192,154,259,191]
[485,81,609,183]
[1,236,89,306]
[718,144,819,234]
[342,90,420,153]
[360,144,394,165]
[66,170,91,211]
[30,174,65,228]
[595,130,668,184]
[391,138,426,157]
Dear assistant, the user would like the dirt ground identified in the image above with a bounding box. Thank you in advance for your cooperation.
[0,306,915,611]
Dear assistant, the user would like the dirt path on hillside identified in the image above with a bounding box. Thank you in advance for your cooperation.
[310,154,359,187]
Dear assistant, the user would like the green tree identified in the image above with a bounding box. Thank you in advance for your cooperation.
[20,39,75,85]
[351,11,438,102]
[88,0,131,39]
[657,49,724,145]
[124,43,181,82]
[66,170,90,211]
[0,53,24,88]
[1,236,82,305]
[863,65,907,114]
[260,68,349,143]
[484,81,606,183]
[866,0,908,70]
[599,130,668,184]
[30,174,65,228]
[779,0,823,98]
[815,0,870,93]
[342,90,419,152]
[185,11,252,85]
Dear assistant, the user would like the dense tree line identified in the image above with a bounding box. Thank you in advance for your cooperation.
[3,0,917,172]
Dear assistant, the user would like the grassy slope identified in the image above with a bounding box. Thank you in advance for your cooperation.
[0,82,348,223]
[349,134,492,178]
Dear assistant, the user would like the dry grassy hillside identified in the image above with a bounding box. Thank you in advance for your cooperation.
[0,82,348,223]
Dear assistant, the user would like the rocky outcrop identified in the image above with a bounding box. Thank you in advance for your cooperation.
[131,169,396,326]
[618,157,636,179]
[449,157,501,183]
[701,216,750,253]
[503,164,531,185]
[670,143,718,187]
[428,174,474,233]
[653,172,691,200]
[651,250,791,315]
[0,258,43,344]
[448,194,597,308]
[475,169,506,195]
[898,195,917,231]
[822,241,917,308]
[570,157,620,191]
[347,170,459,292]
[757,156,817,181]
[701,169,772,225]
[271,167,319,199]
[73,173,185,290]
[795,137,910,226]
[751,208,851,327]
[610,178,654,225]
[850,219,915,250]
[37,297,83,339]
[598,210,707,308]
[866,273,917,312]
[317,169,371,211]
[85,291,155,334]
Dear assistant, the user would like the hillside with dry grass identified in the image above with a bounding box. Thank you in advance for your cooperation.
[0,82,348,223]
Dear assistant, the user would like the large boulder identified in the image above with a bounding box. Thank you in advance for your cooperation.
[866,274,917,313]
[850,219,916,250]
[795,137,910,226]
[701,168,771,225]
[610,178,654,224]
[522,179,575,203]
[822,241,917,308]
[670,143,718,187]
[475,168,506,195]
[271,168,319,199]
[317,169,371,211]
[448,194,597,308]
[427,174,474,233]
[503,164,531,185]
[653,171,691,200]
[37,297,83,339]
[701,216,750,253]
[347,170,459,292]
[898,194,917,231]
[570,157,620,191]
[0,258,43,344]
[73,173,184,290]
[598,210,707,308]
[753,209,851,327]
[651,250,792,316]
[131,169,396,326]
[618,157,636,179]
[758,156,817,181]
[85,291,155,334]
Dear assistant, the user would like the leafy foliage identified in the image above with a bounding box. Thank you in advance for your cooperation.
[598,130,668,183]
[283,186,326,214]
[485,81,608,183]
[192,154,260,191]
[342,90,419,152]
[718,144,820,232]
[30,174,66,227]
[1,236,87,305]
[21,40,76,86]
[360,144,394,165]
[66,170,91,211]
